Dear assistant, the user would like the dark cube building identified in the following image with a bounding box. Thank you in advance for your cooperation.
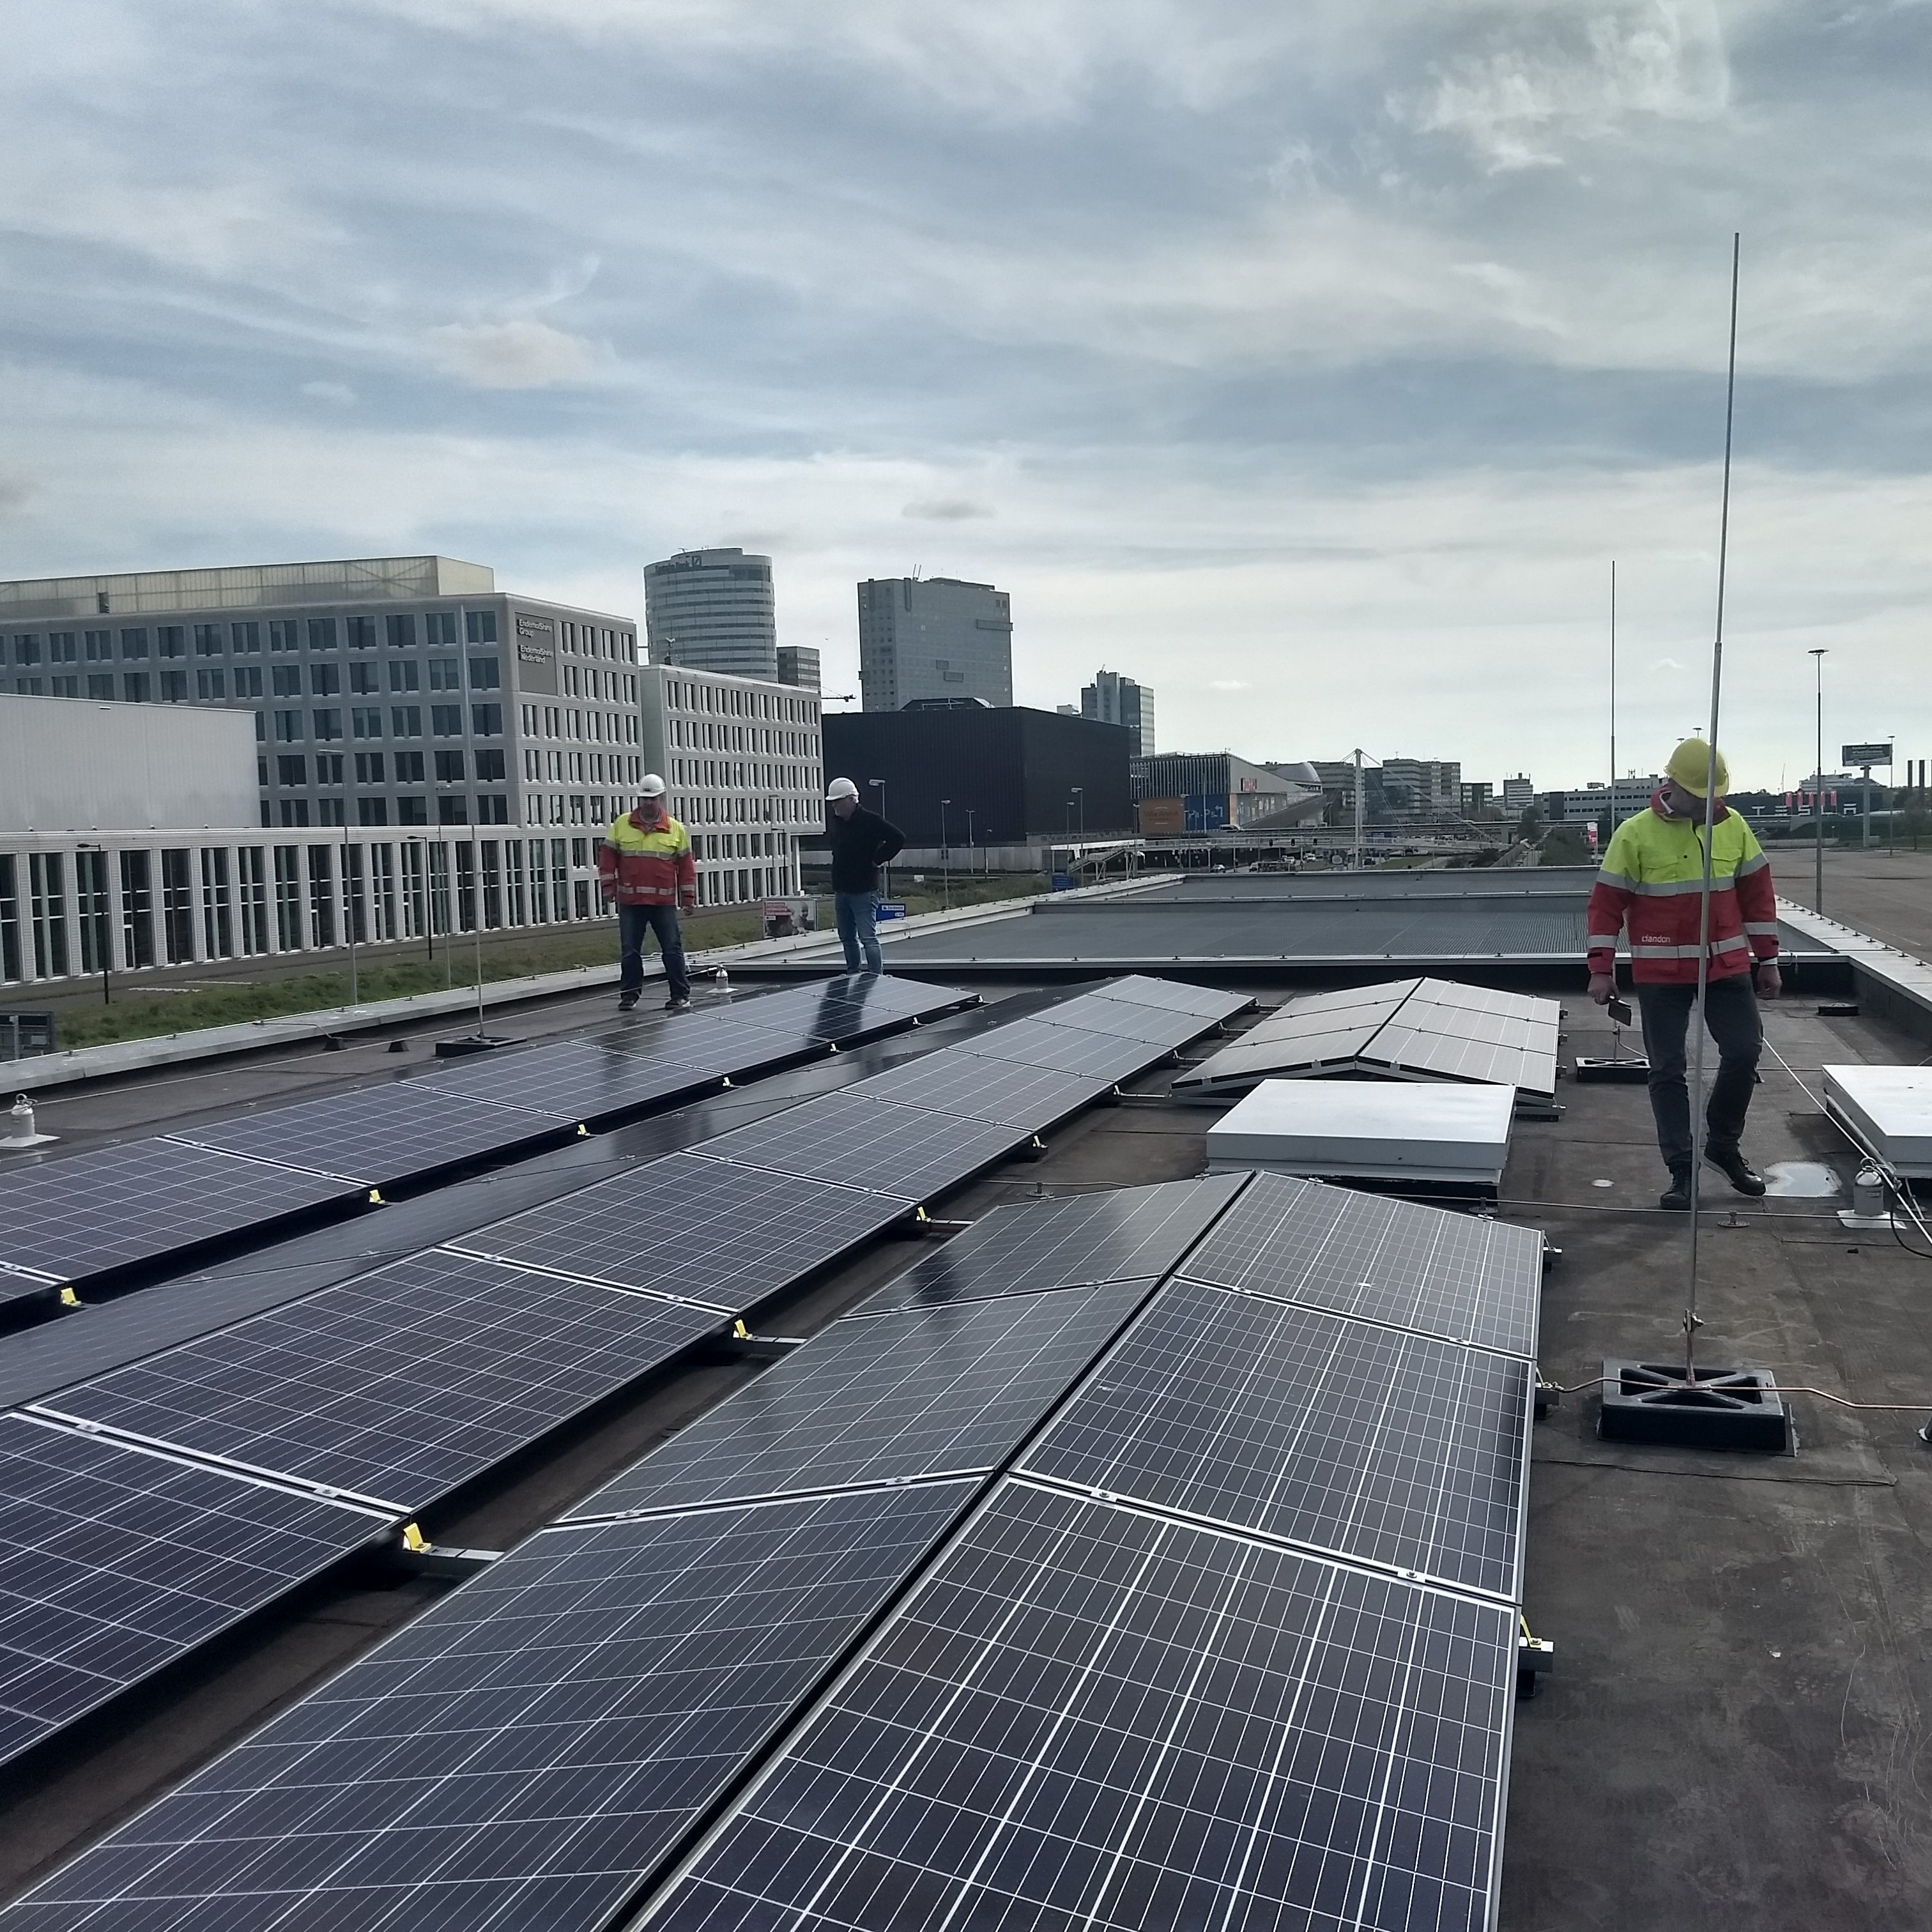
[822,706,1131,845]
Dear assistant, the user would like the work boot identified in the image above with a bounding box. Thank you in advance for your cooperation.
[1705,1146,1767,1196]
[617,991,639,1012]
[664,995,692,1013]
[1659,1168,1694,1211]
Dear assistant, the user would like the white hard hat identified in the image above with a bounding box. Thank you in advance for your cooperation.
[640,773,666,798]
[825,776,859,802]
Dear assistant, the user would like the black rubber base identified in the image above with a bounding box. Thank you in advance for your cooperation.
[433,1033,521,1059]
[1598,1358,1793,1452]
[1573,1057,1651,1084]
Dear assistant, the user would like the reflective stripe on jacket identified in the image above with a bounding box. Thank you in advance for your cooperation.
[598,810,697,907]
[1584,791,1778,985]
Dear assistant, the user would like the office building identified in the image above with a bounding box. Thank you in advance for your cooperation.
[857,576,1012,711]
[0,556,641,837]
[821,706,1128,847]
[638,664,824,906]
[1378,758,1462,822]
[774,645,821,694]
[1133,752,1307,832]
[1460,781,1495,816]
[643,548,778,679]
[1545,777,1662,827]
[1501,774,1537,814]
[1081,670,1155,756]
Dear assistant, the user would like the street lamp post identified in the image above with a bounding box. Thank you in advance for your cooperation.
[1808,648,1827,914]
[939,799,951,911]
[965,807,977,873]
[1072,787,1084,839]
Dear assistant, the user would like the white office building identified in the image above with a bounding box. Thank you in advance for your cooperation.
[643,549,779,680]
[637,664,824,907]
[1082,670,1155,756]
[857,576,1013,710]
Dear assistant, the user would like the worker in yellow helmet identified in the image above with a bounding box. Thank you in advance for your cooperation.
[1584,739,1781,1209]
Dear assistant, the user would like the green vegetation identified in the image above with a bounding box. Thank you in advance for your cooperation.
[1538,825,1593,866]
[42,870,1051,1053]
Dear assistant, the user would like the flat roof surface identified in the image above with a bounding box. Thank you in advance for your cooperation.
[3,884,1931,1928]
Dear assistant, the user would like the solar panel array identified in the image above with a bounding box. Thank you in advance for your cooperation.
[0,977,1223,1781]
[1176,974,1562,1108]
[4,1163,1546,1930]
[0,976,977,1294]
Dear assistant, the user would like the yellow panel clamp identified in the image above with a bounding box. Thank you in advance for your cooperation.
[401,1522,429,1552]
[367,1189,385,1205]
[732,1319,753,1340]
[576,1123,589,1137]
[58,1285,80,1307]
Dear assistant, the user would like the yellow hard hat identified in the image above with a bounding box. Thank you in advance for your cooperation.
[1666,737,1729,797]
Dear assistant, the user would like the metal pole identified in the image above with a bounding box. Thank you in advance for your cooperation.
[1352,749,1364,869]
[1609,559,1616,797]
[1685,233,1742,1384]
[940,799,951,912]
[342,832,358,1008]
[1809,649,1826,913]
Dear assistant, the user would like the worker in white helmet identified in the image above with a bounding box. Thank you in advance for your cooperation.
[598,776,696,1011]
[825,776,903,974]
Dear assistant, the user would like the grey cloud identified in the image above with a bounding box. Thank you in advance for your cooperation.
[903,498,995,521]
[422,319,610,388]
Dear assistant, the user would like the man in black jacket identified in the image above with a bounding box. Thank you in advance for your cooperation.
[825,776,904,973]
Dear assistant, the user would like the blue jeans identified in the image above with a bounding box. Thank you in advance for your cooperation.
[834,889,882,974]
[1636,974,1763,1172]
[618,903,688,1000]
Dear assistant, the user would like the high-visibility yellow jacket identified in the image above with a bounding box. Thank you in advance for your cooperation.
[1585,791,1779,985]
[597,809,696,908]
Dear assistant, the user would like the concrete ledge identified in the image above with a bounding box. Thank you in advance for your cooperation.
[1775,898,1932,1045]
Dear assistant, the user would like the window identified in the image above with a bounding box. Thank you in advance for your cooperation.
[390,705,422,737]
[351,706,384,739]
[157,626,185,658]
[346,615,377,648]
[84,630,112,661]
[52,675,79,698]
[394,749,425,782]
[272,664,302,696]
[477,794,509,824]
[315,753,344,784]
[434,749,466,781]
[355,751,386,783]
[120,627,150,659]
[123,671,150,702]
[87,675,114,700]
[388,659,420,692]
[349,660,379,693]
[310,661,341,696]
[308,617,338,650]
[317,797,346,825]
[12,635,40,664]
[427,656,461,690]
[386,613,417,648]
[194,624,222,656]
[466,609,498,643]
[468,654,500,689]
[273,709,303,741]
[471,703,502,736]
[397,795,428,825]
[431,704,463,736]
[357,797,389,825]
[197,668,227,700]
[438,795,469,825]
[155,668,183,700]
[278,755,308,785]
[230,621,261,653]
[279,799,311,827]
[474,748,506,781]
[45,632,73,664]
[270,619,301,650]
[233,666,263,698]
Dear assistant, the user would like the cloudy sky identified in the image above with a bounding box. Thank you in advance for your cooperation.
[6,0,1929,788]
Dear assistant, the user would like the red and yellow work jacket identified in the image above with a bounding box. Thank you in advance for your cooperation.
[1584,792,1779,985]
[598,809,697,909]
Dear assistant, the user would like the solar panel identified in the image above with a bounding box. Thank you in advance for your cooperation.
[1038,993,1206,1045]
[6,1482,977,1932]
[1079,976,1254,1021]
[1023,1277,1531,1597]
[0,1413,388,1768]
[412,1040,709,1119]
[610,1016,827,1080]
[167,1082,567,1185]
[654,1479,1515,1932]
[0,1140,366,1287]
[956,1017,1168,1080]
[842,1057,1115,1129]
[37,1251,723,1512]
[447,1153,910,1305]
[809,973,973,1023]
[1181,1172,1544,1358]
[570,1280,1151,1519]
[694,1091,1031,1202]
[854,1173,1250,1313]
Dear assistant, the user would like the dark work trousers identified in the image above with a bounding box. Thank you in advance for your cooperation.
[1636,974,1763,1174]
[618,903,689,1001]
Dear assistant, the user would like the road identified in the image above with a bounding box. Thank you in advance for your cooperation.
[1772,843,1932,960]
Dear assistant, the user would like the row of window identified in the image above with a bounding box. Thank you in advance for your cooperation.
[559,665,638,703]
[661,676,816,726]
[520,749,642,788]
[0,610,498,667]
[268,703,502,744]
[268,749,508,787]
[671,757,818,796]
[515,703,641,747]
[557,620,636,661]
[273,795,512,827]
